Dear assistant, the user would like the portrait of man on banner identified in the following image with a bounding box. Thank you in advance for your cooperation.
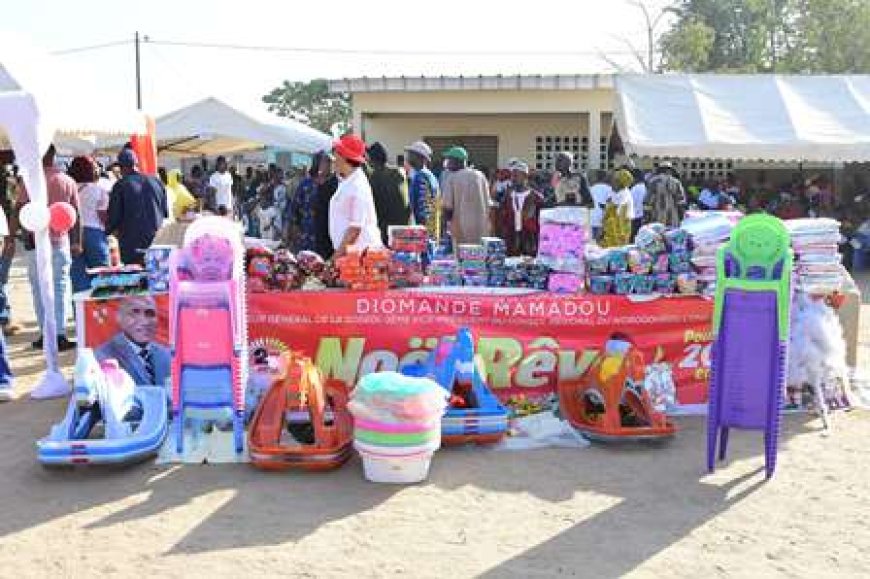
[94,295,171,386]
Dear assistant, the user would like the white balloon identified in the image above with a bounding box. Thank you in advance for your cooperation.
[19,202,50,233]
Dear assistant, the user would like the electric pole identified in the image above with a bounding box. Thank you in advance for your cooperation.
[135,31,142,110]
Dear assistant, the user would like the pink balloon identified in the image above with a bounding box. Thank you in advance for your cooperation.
[48,202,77,235]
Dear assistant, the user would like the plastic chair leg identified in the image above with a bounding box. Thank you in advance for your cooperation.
[718,427,729,461]
[233,411,244,454]
[706,421,719,473]
[175,409,184,455]
[764,429,778,479]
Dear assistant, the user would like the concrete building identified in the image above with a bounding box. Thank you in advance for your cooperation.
[329,74,617,176]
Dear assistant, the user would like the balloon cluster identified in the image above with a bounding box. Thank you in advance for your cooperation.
[19,202,76,235]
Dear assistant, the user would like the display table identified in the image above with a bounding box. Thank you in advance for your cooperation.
[76,289,714,414]
[250,289,716,413]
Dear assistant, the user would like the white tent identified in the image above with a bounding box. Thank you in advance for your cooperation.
[614,74,870,162]
[155,97,331,156]
[0,45,145,151]
[0,36,144,398]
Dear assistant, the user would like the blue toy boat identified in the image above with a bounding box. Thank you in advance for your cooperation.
[37,351,168,466]
[37,386,168,466]
[403,328,508,445]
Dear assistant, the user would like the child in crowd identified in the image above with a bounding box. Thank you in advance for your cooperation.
[256,190,281,242]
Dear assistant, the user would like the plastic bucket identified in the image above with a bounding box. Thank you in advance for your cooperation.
[359,450,433,484]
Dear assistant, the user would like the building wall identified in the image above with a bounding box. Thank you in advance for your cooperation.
[351,89,614,116]
[351,88,616,170]
[363,113,590,169]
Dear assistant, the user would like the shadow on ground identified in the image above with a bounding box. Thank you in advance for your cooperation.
[0,396,823,572]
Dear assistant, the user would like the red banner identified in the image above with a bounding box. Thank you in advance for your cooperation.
[248,291,714,410]
[78,291,714,412]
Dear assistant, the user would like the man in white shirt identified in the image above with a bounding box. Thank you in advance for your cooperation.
[629,168,647,240]
[589,170,613,241]
[329,134,383,255]
[208,156,234,217]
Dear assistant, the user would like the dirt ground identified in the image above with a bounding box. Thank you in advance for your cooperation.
[0,257,868,578]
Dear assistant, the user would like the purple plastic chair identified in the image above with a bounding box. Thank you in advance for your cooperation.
[707,215,793,479]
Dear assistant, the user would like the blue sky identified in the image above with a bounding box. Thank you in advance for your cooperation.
[6,0,673,115]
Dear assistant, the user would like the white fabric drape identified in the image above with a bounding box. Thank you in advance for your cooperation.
[0,90,60,374]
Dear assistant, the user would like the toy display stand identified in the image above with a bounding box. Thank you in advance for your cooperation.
[707,214,793,479]
[558,334,676,442]
[248,354,353,471]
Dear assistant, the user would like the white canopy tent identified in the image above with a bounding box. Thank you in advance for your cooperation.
[0,36,145,398]
[614,74,870,162]
[155,97,331,156]
[0,49,145,152]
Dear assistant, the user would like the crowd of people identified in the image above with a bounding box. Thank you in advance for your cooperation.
[179,137,869,264]
[0,134,867,398]
[0,145,168,358]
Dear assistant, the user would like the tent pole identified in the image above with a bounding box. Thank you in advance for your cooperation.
[135,31,142,111]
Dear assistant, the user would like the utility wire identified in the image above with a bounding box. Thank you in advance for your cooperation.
[145,38,639,57]
[50,39,131,55]
[50,36,642,58]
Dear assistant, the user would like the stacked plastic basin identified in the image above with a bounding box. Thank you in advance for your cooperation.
[348,372,447,484]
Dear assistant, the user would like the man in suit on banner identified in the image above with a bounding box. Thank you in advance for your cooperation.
[95,295,170,387]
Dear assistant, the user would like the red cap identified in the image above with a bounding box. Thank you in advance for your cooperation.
[332,134,367,164]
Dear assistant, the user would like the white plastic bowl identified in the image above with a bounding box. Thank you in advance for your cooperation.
[359,450,434,484]
[353,438,441,457]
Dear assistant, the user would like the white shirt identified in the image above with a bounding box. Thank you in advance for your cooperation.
[511,189,531,232]
[609,188,635,219]
[0,206,8,237]
[79,183,110,230]
[329,167,383,251]
[124,334,151,355]
[97,176,115,192]
[630,182,647,219]
[589,183,613,227]
[209,171,234,210]
[257,205,280,241]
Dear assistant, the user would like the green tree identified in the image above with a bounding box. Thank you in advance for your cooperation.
[786,0,870,73]
[660,0,788,72]
[659,17,715,71]
[660,0,870,73]
[263,79,351,135]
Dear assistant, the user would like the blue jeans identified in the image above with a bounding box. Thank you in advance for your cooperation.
[0,255,11,325]
[71,227,110,293]
[27,245,71,338]
[0,322,11,386]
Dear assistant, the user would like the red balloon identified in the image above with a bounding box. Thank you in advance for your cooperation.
[48,202,77,235]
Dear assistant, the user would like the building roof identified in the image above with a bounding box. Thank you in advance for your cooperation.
[328,74,615,93]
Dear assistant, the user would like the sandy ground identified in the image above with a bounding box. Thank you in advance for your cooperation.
[0,256,869,578]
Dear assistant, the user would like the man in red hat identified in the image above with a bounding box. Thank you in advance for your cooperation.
[329,134,383,256]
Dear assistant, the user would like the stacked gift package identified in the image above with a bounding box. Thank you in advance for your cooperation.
[785,218,844,294]
[537,207,588,294]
